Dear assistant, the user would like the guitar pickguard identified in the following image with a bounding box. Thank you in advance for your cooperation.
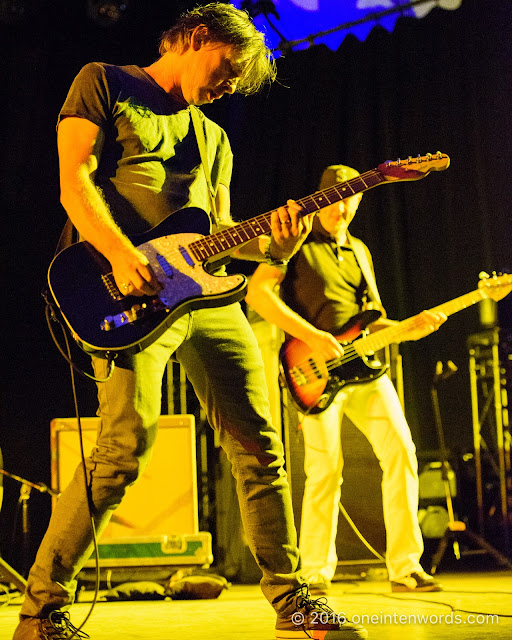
[284,350,388,415]
[48,209,247,354]
[280,312,388,414]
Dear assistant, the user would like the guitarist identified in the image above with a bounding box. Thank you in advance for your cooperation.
[13,7,367,640]
[246,164,446,596]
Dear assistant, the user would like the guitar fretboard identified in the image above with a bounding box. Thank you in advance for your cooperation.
[353,288,489,356]
[187,169,386,262]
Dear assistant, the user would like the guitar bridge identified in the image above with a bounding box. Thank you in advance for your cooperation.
[101,298,168,331]
[102,273,123,301]
[289,365,308,387]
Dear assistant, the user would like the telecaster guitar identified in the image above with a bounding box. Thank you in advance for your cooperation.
[48,152,450,355]
[280,274,512,414]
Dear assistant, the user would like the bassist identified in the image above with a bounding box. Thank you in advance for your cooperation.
[246,164,446,595]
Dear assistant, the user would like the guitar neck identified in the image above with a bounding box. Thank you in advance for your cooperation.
[186,169,386,262]
[353,288,489,356]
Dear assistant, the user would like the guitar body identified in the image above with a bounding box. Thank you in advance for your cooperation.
[280,311,386,414]
[47,153,453,356]
[48,207,247,355]
[280,274,512,415]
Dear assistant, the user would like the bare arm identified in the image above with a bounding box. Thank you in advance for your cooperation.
[245,263,343,361]
[398,309,447,341]
[368,307,446,340]
[57,116,161,296]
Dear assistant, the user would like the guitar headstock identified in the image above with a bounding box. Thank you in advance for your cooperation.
[478,272,512,301]
[377,152,450,181]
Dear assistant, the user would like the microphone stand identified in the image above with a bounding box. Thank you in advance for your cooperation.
[0,466,132,587]
[429,362,512,574]
[0,468,60,580]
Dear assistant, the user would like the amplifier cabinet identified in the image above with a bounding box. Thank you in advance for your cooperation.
[50,414,198,539]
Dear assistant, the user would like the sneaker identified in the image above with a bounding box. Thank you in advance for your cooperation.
[391,570,443,593]
[275,584,367,639]
[307,575,331,595]
[12,611,89,639]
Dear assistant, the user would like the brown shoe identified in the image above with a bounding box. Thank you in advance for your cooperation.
[391,570,443,593]
[12,612,89,640]
[275,584,367,639]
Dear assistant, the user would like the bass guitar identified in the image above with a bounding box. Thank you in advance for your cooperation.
[280,273,512,414]
[48,152,449,355]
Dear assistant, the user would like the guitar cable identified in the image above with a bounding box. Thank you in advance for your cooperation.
[62,327,100,639]
[42,289,108,638]
[337,500,386,563]
[43,289,116,383]
[295,406,386,566]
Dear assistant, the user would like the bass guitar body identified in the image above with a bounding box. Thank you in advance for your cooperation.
[280,311,386,414]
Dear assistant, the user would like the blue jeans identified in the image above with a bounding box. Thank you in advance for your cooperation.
[21,304,302,617]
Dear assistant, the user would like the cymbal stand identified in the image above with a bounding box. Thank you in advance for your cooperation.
[429,361,512,574]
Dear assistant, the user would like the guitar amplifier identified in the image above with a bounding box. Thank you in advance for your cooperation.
[51,414,199,539]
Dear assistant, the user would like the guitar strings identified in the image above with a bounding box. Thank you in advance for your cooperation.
[289,313,429,385]
[289,343,365,385]
[188,172,382,259]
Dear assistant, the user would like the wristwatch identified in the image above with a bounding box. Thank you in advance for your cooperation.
[264,238,289,266]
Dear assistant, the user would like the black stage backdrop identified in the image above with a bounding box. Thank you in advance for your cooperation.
[1,0,510,572]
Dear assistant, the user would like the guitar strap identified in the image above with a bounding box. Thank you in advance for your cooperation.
[55,216,79,255]
[190,105,221,227]
[348,233,382,309]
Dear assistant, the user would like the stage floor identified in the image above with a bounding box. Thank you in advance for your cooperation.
[1,570,511,639]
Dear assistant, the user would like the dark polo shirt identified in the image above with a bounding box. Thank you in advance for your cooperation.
[281,218,370,334]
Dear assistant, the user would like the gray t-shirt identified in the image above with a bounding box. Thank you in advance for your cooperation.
[58,62,233,234]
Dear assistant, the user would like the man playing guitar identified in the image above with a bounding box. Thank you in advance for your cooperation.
[246,164,446,595]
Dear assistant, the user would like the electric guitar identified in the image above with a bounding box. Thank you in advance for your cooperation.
[48,152,450,355]
[280,273,512,414]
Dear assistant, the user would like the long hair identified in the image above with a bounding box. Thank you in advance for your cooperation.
[158,2,276,95]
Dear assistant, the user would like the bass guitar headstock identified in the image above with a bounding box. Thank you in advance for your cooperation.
[378,152,450,181]
[478,272,512,302]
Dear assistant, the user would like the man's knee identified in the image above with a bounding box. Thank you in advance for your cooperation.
[89,439,153,509]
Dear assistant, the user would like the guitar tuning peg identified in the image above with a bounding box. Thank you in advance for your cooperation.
[426,152,432,160]
[436,151,442,158]
[479,271,490,280]
[408,156,413,164]
[417,154,422,162]
[396,157,402,165]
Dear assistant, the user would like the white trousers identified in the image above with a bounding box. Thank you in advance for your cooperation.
[299,375,424,582]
